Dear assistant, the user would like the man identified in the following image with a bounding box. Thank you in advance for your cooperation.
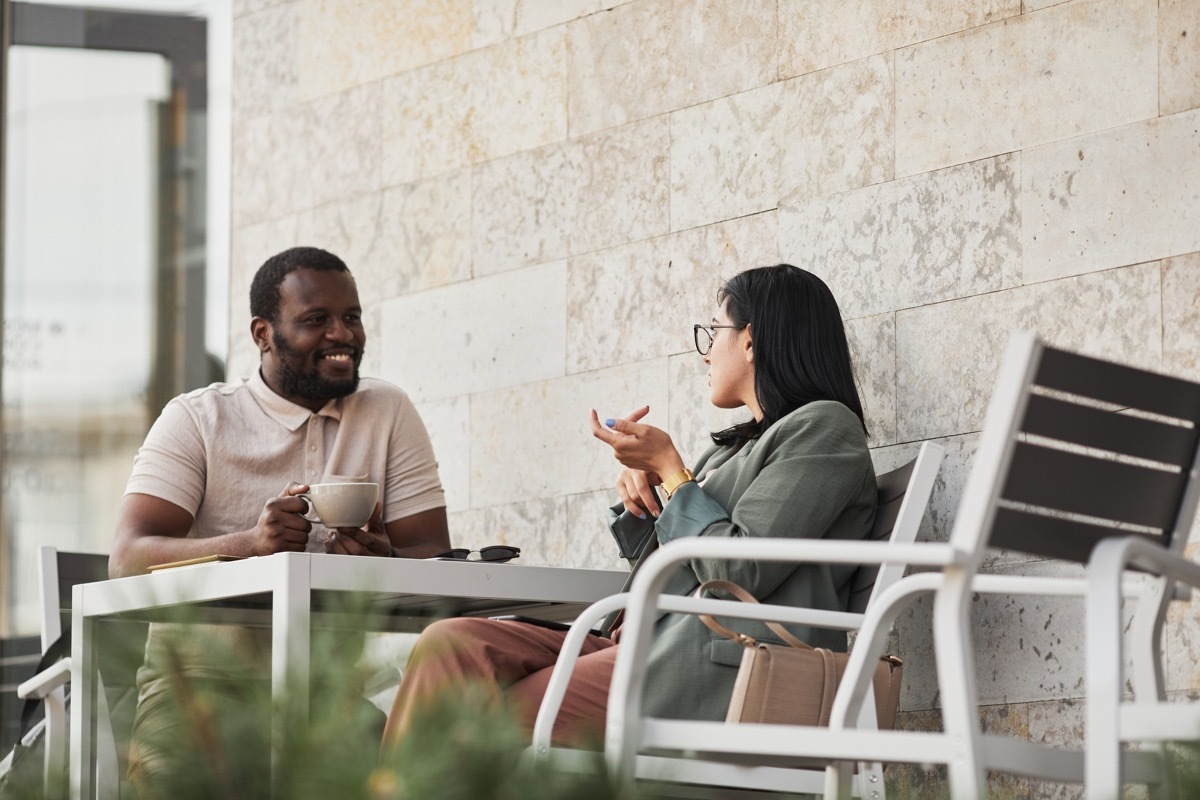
[112,246,449,793]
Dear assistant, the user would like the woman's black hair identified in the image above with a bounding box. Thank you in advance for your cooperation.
[710,264,867,446]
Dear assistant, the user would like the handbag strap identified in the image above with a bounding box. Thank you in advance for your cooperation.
[816,648,838,727]
[695,579,810,650]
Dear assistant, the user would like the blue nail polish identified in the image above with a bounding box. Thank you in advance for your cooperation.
[637,512,647,520]
[605,418,616,427]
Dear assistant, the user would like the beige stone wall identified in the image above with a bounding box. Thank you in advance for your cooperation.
[229,0,1200,795]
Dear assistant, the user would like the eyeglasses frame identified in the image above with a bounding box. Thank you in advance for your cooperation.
[693,323,744,356]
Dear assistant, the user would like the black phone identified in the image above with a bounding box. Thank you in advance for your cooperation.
[489,614,573,632]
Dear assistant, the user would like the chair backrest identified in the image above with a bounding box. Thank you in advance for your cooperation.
[949,331,1200,565]
[37,548,109,651]
[848,442,944,614]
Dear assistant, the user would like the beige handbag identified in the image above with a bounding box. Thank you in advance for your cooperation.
[697,579,903,729]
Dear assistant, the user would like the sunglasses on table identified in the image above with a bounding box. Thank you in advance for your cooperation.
[430,545,522,563]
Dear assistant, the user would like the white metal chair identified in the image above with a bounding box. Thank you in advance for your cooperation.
[15,547,133,799]
[588,330,1200,800]
[530,440,945,798]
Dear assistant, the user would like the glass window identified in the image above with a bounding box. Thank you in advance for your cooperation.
[1,1,229,635]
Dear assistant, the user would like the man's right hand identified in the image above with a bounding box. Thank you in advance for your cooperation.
[249,482,313,555]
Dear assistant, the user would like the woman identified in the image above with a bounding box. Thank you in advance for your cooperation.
[383,264,876,746]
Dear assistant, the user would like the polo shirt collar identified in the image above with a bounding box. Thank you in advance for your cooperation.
[249,369,344,431]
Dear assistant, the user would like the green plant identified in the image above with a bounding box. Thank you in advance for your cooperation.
[118,601,637,800]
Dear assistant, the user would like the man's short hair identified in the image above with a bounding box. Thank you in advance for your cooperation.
[250,246,350,322]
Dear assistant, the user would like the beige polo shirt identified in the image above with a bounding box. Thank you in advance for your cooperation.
[126,371,445,697]
[126,370,445,542]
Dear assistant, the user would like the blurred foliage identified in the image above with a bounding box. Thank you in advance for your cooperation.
[2,597,637,800]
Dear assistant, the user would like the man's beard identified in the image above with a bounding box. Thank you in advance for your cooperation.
[272,330,362,405]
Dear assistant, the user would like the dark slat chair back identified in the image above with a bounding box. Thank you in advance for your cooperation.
[990,343,1200,563]
[53,552,110,635]
[848,456,919,614]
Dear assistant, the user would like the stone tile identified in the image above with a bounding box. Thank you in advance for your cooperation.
[294,84,382,211]
[231,109,304,227]
[447,506,487,548]
[233,0,288,17]
[1163,253,1200,383]
[379,261,566,402]
[776,55,894,207]
[1023,110,1200,283]
[895,0,1157,176]
[895,264,1162,442]
[228,216,301,378]
[472,117,670,276]
[781,155,1021,320]
[460,29,569,164]
[1022,0,1071,10]
[1161,0,1200,116]
[295,0,473,101]
[413,395,470,513]
[232,3,297,116]
[981,703,1033,799]
[778,0,1018,80]
[568,0,776,137]
[454,496,568,566]
[380,58,468,187]
[382,28,570,185]
[473,0,630,48]
[670,55,892,232]
[667,86,781,232]
[845,313,897,447]
[370,170,473,299]
[972,559,1089,705]
[296,192,387,298]
[468,360,669,506]
[1163,589,1200,695]
[566,212,779,373]
[564,489,636,571]
[1026,698,1088,800]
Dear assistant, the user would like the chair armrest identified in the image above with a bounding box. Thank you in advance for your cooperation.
[530,593,629,757]
[18,658,72,700]
[602,538,962,768]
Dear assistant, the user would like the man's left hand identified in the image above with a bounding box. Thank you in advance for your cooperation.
[324,502,391,556]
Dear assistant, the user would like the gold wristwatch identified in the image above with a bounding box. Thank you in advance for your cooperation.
[660,468,695,500]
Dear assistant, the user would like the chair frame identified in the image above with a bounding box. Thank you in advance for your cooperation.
[541,330,1200,800]
[531,440,945,798]
[16,547,115,799]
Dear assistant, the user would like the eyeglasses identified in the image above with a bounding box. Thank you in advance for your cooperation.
[693,323,743,356]
[430,545,522,563]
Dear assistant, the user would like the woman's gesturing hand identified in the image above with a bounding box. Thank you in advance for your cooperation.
[590,406,688,517]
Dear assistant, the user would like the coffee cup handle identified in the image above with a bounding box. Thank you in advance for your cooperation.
[297,493,320,524]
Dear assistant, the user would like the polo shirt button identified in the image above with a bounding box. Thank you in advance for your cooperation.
[309,445,317,452]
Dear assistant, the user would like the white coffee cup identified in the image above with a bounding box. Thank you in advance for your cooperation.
[299,482,379,528]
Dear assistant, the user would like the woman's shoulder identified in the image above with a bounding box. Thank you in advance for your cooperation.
[777,400,863,432]
[762,401,869,454]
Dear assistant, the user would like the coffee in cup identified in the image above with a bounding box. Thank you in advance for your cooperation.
[299,482,379,528]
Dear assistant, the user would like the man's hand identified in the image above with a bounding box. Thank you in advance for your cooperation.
[323,502,391,557]
[248,482,313,556]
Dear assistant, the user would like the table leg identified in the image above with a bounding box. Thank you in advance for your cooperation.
[271,553,311,795]
[69,588,97,800]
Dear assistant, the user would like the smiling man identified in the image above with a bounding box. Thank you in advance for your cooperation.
[110,246,449,794]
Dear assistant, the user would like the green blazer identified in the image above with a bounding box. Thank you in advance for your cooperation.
[608,400,876,721]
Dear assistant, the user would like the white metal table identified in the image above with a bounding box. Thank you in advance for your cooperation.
[68,552,627,799]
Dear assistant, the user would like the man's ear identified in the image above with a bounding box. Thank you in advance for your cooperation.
[250,317,272,354]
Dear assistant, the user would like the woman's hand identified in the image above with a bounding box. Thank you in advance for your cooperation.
[615,467,662,519]
[591,406,688,516]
